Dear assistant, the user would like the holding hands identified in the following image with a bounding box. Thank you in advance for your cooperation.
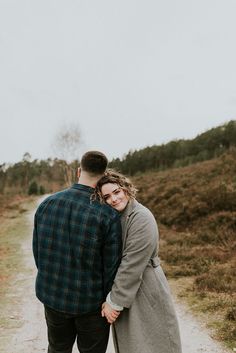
[101,302,120,324]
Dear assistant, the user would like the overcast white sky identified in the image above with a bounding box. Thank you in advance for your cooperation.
[0,0,236,164]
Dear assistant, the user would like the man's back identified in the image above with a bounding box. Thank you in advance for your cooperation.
[33,183,122,315]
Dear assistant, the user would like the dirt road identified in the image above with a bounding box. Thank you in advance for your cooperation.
[0,199,231,353]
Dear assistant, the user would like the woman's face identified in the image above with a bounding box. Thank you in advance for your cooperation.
[101,183,129,212]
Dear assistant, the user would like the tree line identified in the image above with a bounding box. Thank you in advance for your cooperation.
[0,120,235,195]
[109,120,236,175]
[0,153,79,196]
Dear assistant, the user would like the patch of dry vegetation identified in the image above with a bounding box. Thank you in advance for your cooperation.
[0,195,37,297]
[134,149,236,348]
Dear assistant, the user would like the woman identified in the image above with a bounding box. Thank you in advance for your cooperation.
[96,170,182,353]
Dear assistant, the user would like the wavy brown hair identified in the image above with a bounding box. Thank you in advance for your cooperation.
[95,169,138,203]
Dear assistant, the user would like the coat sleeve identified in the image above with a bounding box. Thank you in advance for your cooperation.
[110,207,158,308]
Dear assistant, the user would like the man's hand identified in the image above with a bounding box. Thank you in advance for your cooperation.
[101,302,120,324]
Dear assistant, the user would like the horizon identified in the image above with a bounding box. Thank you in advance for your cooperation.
[0,119,233,165]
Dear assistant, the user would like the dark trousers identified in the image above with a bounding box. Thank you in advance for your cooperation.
[44,306,110,353]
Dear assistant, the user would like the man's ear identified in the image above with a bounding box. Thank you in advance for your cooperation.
[77,167,81,179]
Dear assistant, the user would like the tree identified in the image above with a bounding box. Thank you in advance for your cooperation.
[22,152,32,188]
[52,122,83,185]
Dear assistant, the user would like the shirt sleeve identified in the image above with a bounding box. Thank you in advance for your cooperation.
[110,208,158,308]
[106,292,123,311]
[32,211,38,268]
[102,212,122,296]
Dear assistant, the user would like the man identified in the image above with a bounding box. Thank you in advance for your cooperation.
[33,151,122,353]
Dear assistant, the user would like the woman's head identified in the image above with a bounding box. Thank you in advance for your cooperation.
[96,169,137,212]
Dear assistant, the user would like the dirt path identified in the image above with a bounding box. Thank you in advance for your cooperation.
[0,198,231,353]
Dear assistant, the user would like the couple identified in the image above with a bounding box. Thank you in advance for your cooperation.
[33,151,182,353]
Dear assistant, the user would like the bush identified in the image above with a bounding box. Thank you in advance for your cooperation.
[28,181,38,195]
[39,185,46,194]
[226,307,236,321]
[194,263,236,293]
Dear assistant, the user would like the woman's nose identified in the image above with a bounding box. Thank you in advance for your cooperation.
[111,194,117,203]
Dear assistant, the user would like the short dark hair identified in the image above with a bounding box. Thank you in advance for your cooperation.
[80,151,108,176]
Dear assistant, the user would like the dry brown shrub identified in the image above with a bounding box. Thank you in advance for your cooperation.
[194,261,236,293]
[226,307,236,321]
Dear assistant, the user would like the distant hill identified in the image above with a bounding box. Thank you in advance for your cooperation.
[1,120,235,196]
[134,148,236,281]
[110,120,236,175]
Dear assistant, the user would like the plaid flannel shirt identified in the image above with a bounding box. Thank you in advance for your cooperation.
[33,183,122,315]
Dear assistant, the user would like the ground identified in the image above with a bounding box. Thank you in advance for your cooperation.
[0,197,232,353]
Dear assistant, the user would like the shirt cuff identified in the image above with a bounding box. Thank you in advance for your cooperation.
[106,292,123,311]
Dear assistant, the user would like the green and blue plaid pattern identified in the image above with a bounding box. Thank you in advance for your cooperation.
[33,184,122,314]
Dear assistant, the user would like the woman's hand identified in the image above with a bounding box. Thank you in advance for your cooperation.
[101,302,120,324]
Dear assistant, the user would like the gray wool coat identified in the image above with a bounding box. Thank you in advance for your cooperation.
[110,199,182,353]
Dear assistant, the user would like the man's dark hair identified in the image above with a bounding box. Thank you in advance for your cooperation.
[80,151,108,176]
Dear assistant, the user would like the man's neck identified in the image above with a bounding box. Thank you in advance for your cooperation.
[77,176,97,189]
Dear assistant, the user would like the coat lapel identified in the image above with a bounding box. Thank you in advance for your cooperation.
[120,199,139,249]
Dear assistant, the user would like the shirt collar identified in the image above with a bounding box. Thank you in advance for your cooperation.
[71,183,95,193]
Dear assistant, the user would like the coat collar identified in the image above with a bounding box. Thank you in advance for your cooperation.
[120,199,140,246]
[121,198,139,218]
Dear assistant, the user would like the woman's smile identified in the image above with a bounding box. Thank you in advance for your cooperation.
[101,183,129,212]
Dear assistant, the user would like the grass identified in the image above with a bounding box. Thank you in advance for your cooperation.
[169,277,236,350]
